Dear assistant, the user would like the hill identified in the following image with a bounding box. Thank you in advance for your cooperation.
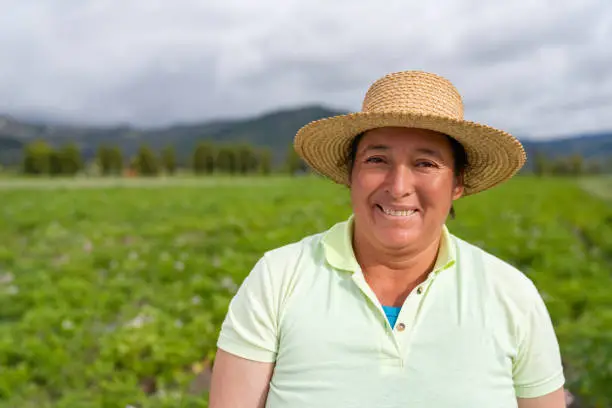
[0,106,344,167]
[0,107,611,169]
[522,132,612,168]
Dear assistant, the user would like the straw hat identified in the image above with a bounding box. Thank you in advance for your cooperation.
[293,70,526,196]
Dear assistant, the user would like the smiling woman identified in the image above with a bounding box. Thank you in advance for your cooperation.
[347,127,467,307]
[209,70,567,408]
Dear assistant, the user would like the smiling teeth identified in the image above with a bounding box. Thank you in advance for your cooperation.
[382,207,416,217]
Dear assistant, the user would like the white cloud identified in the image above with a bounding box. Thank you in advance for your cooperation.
[0,0,610,139]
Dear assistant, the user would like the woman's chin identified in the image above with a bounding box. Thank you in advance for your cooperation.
[374,229,421,250]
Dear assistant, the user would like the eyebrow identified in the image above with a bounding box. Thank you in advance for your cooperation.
[362,144,388,152]
[361,144,443,159]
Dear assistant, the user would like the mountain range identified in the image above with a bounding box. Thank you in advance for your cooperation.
[1,106,611,170]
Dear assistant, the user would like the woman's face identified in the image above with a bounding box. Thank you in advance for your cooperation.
[349,126,464,253]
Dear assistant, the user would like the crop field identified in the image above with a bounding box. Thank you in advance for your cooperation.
[1,175,611,407]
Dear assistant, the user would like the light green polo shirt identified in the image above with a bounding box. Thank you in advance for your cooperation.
[217,215,565,407]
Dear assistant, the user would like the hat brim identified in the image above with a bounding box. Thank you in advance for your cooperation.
[293,111,526,196]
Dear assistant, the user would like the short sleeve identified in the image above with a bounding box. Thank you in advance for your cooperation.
[512,287,565,398]
[216,255,279,363]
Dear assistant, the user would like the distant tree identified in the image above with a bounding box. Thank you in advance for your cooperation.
[236,143,259,174]
[161,145,177,175]
[569,154,584,176]
[258,148,272,175]
[97,145,123,175]
[193,142,215,174]
[133,144,159,176]
[216,145,238,174]
[49,150,63,176]
[97,145,113,175]
[109,146,124,175]
[22,140,53,175]
[249,146,260,174]
[533,151,550,176]
[547,154,586,177]
[58,143,82,175]
[285,144,308,175]
[551,157,572,176]
[236,144,248,174]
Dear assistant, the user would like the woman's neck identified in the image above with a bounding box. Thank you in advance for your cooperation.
[352,226,442,306]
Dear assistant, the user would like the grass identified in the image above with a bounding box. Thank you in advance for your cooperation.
[0,175,611,407]
[0,174,303,190]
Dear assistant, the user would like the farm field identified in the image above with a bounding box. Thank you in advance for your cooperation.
[580,176,612,202]
[0,175,611,407]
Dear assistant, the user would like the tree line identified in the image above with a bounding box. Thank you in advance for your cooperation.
[531,151,612,177]
[19,140,310,177]
[16,139,612,178]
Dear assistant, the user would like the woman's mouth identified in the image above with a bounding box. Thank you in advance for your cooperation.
[376,204,418,218]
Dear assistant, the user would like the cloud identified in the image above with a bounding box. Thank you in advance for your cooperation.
[0,0,610,139]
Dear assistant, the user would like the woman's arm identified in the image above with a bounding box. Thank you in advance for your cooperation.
[209,348,275,408]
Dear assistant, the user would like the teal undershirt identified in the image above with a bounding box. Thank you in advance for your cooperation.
[382,305,402,328]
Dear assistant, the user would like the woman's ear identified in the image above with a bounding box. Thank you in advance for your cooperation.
[452,173,465,200]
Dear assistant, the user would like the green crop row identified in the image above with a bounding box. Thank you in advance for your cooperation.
[0,176,610,407]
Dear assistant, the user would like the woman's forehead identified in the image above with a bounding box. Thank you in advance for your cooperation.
[358,127,452,152]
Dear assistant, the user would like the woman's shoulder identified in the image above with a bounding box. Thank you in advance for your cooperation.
[262,230,327,269]
[450,233,543,301]
[248,230,330,294]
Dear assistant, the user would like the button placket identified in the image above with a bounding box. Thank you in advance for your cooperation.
[392,277,436,360]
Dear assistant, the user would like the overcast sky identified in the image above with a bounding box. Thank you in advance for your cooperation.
[0,0,610,139]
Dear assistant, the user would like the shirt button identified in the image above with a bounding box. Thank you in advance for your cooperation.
[396,323,406,331]
[416,286,423,295]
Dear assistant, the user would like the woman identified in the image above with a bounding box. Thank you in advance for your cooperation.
[209,71,567,408]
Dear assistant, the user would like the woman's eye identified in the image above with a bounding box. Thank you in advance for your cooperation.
[365,157,384,163]
[417,161,436,167]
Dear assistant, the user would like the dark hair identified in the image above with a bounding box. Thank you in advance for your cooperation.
[345,131,469,220]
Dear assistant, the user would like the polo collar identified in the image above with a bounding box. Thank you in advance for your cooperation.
[321,214,456,274]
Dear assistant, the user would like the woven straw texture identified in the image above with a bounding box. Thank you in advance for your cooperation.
[293,71,526,196]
